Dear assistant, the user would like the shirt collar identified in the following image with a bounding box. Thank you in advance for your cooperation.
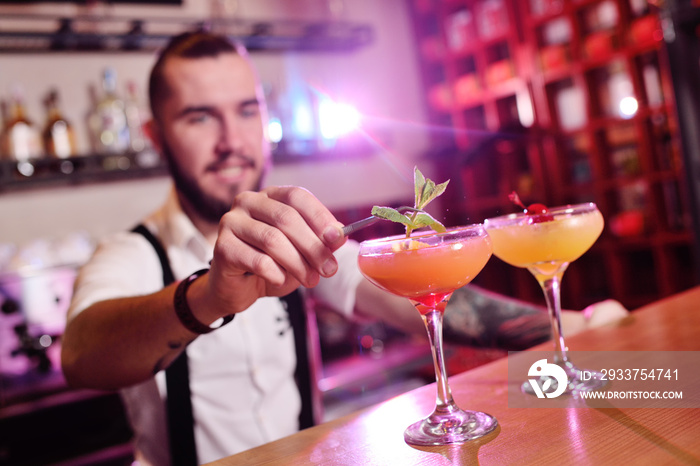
[152,187,212,263]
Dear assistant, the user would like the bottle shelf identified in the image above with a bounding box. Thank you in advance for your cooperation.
[0,13,373,53]
[0,135,377,193]
[0,150,168,193]
[408,0,698,310]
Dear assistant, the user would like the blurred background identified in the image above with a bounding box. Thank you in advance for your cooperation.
[1,0,699,464]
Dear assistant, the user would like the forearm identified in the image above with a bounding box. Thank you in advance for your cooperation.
[443,286,628,351]
[443,285,551,350]
[61,283,196,390]
[354,279,425,335]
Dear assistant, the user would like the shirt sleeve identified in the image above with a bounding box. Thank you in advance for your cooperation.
[67,231,164,322]
[308,240,364,318]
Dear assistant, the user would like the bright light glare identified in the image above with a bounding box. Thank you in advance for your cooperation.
[319,100,360,140]
[619,96,638,118]
[292,102,315,138]
[268,117,283,143]
[516,90,535,127]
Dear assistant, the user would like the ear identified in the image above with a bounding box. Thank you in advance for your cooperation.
[143,119,163,153]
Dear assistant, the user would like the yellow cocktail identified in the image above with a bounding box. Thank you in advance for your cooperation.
[484,202,606,396]
[358,225,497,446]
[486,207,603,278]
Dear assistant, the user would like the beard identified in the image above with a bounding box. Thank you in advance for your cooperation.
[161,139,265,224]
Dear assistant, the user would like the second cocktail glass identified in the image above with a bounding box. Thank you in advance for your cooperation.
[484,202,607,395]
[357,224,498,446]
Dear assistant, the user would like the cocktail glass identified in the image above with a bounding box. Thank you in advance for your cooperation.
[484,202,607,395]
[357,225,498,445]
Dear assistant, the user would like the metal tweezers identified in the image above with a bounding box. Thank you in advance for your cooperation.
[341,206,426,236]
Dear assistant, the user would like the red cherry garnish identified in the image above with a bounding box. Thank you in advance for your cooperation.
[528,213,554,223]
[509,192,553,223]
[526,203,548,215]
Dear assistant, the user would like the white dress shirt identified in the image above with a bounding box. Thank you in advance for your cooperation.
[67,188,363,465]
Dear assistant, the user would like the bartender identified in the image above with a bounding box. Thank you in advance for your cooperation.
[61,31,626,465]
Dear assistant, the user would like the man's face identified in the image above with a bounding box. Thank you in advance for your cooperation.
[152,53,270,223]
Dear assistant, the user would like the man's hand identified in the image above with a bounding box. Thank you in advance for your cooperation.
[205,186,346,316]
[582,299,629,327]
[561,299,629,336]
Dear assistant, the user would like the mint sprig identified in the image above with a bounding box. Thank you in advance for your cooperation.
[371,167,449,237]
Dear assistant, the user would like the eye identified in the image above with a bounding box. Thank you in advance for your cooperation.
[187,112,211,124]
[240,103,260,118]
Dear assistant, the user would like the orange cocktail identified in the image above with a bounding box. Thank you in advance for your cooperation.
[357,224,497,446]
[358,231,492,311]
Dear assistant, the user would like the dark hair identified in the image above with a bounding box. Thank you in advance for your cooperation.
[148,31,245,120]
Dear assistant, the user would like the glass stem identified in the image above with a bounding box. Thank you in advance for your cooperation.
[538,271,568,365]
[422,309,456,412]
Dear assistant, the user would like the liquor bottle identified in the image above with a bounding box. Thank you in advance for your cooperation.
[0,86,43,162]
[124,80,148,152]
[88,68,130,154]
[85,83,100,153]
[42,88,78,159]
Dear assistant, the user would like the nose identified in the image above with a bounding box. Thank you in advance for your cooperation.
[215,115,244,156]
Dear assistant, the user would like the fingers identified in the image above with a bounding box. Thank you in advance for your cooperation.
[264,186,345,251]
[215,187,345,291]
[583,299,629,327]
[215,223,298,286]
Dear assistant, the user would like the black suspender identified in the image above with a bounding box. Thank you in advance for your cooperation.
[132,224,175,285]
[280,289,314,430]
[131,223,315,465]
[132,224,197,466]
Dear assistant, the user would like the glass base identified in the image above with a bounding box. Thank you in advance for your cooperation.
[404,408,498,446]
[522,360,608,397]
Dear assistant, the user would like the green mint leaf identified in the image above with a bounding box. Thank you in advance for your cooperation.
[411,212,447,233]
[419,180,449,209]
[371,166,450,238]
[414,168,427,208]
[417,179,433,210]
[371,206,418,228]
[414,167,449,210]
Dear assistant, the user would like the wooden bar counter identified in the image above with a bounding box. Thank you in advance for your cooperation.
[209,287,700,465]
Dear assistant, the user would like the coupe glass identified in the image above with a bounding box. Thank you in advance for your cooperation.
[484,203,607,395]
[357,225,498,445]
